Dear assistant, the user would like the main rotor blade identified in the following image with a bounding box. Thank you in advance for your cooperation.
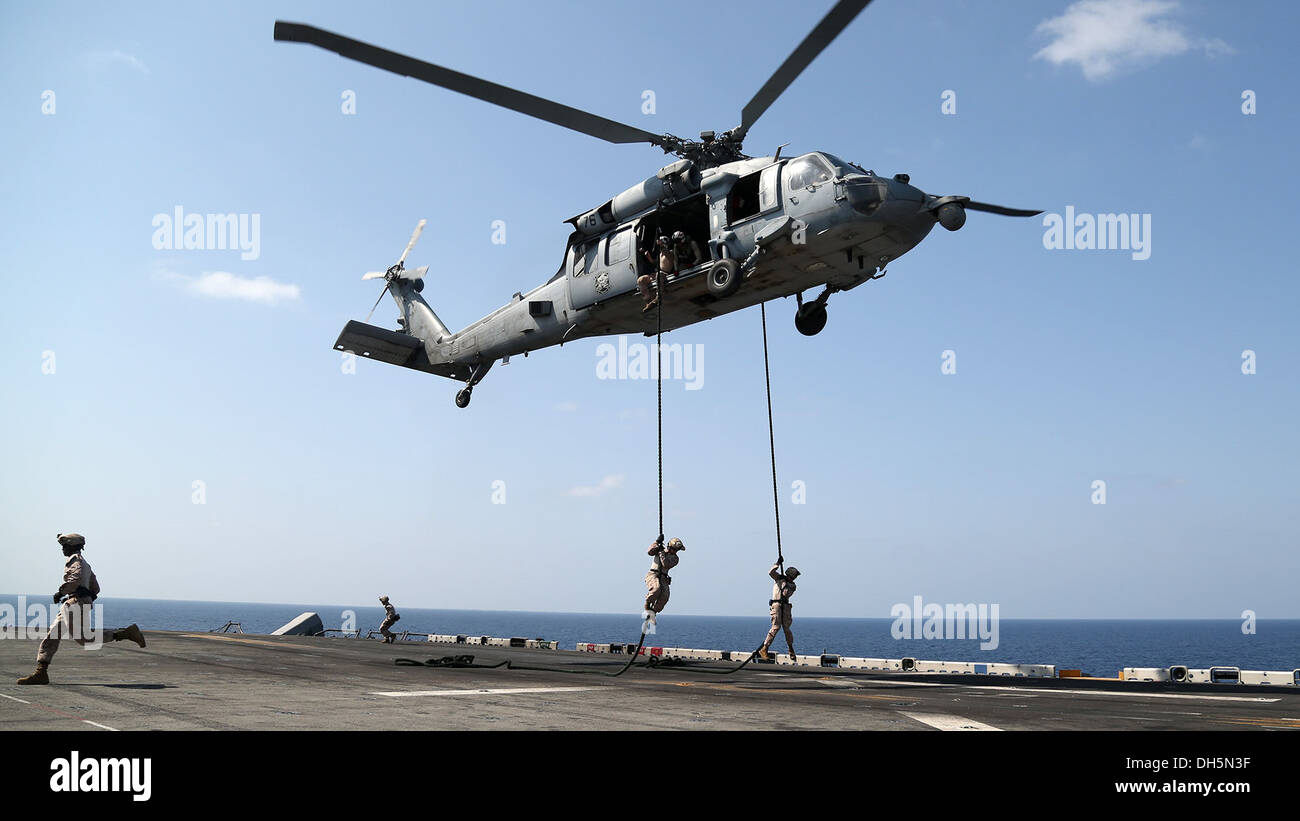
[738,0,872,138]
[398,218,426,266]
[964,201,1043,217]
[274,21,665,147]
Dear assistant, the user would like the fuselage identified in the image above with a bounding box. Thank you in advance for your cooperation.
[405,150,941,372]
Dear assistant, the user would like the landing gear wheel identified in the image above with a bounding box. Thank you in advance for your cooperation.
[705,258,742,298]
[794,304,828,336]
[455,388,472,408]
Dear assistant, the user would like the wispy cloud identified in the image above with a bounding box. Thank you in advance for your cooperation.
[1034,0,1232,81]
[163,271,301,305]
[87,50,150,75]
[553,401,579,412]
[566,474,625,497]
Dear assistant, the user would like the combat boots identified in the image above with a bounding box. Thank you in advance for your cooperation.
[113,624,146,648]
[757,646,771,661]
[17,664,49,685]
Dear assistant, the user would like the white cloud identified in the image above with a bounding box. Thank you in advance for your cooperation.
[165,271,301,305]
[1034,0,1232,81]
[87,50,149,75]
[566,474,625,497]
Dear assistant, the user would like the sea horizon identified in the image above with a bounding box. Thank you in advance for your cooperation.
[3,594,1296,678]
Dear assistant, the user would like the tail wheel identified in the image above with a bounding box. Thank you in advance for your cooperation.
[794,304,827,336]
[705,258,743,298]
[455,388,472,408]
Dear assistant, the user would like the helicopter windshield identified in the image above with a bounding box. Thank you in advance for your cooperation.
[784,155,834,191]
[818,153,869,176]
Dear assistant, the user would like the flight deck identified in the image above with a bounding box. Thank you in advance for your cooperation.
[2,630,1297,731]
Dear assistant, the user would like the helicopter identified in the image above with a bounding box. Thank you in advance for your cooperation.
[274,0,1040,408]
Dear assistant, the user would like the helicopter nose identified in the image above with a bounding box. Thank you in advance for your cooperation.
[846,175,927,215]
[884,175,926,206]
[848,175,931,235]
[845,175,938,252]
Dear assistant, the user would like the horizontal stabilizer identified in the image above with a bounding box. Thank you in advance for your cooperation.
[333,320,470,380]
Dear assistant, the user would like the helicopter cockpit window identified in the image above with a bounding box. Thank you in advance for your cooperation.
[819,153,868,175]
[784,155,834,191]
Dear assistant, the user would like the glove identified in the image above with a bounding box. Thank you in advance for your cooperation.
[656,534,664,546]
[52,593,62,603]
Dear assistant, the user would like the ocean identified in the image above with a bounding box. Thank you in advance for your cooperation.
[2,594,1296,678]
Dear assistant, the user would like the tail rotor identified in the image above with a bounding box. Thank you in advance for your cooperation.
[363,218,429,323]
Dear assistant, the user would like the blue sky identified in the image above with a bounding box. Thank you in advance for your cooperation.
[2,0,1296,619]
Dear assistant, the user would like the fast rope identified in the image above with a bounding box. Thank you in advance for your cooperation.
[643,645,763,675]
[639,270,665,664]
[399,273,780,681]
[633,301,786,678]
[656,268,664,540]
[760,302,783,569]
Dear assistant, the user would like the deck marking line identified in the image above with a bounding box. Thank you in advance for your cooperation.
[370,686,601,698]
[179,633,304,649]
[900,712,1002,731]
[1,693,118,730]
[82,720,119,731]
[958,685,1281,703]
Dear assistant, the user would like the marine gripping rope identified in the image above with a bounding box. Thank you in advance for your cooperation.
[638,269,667,642]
